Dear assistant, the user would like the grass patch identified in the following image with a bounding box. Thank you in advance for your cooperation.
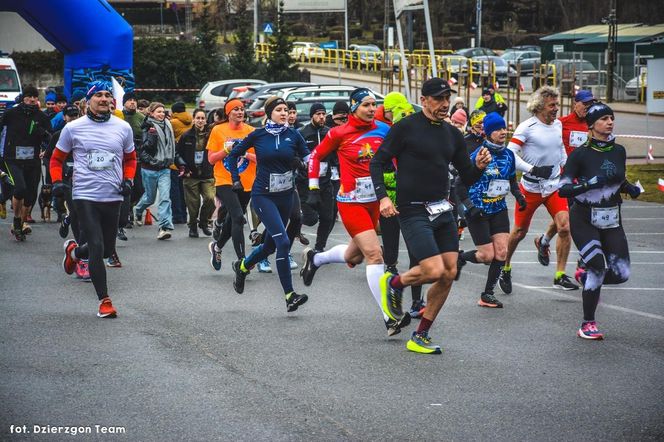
[627,164,664,204]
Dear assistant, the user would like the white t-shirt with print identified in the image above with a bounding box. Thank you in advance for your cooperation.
[508,116,567,196]
[57,115,134,202]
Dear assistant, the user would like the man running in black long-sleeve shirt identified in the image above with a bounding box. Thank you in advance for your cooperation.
[370,78,491,354]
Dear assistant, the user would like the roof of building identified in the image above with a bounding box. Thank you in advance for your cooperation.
[540,24,642,41]
[574,24,664,44]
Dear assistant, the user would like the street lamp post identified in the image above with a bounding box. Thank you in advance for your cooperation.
[605,0,617,103]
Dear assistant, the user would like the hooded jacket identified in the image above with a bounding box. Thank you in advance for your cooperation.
[175,126,213,179]
[170,112,193,142]
[0,103,51,161]
[140,117,175,170]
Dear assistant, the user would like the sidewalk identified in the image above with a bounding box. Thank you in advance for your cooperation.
[308,66,660,117]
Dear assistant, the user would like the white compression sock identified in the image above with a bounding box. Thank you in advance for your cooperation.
[313,244,348,267]
[541,234,551,246]
[366,263,389,321]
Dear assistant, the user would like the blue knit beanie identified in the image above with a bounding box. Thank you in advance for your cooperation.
[482,112,506,137]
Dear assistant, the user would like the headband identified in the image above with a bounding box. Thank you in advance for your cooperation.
[224,99,244,116]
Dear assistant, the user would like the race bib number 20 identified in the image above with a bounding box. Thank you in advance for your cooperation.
[88,150,114,170]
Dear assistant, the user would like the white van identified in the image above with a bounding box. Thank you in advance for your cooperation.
[0,56,22,116]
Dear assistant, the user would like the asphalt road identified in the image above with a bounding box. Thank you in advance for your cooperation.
[1,196,663,441]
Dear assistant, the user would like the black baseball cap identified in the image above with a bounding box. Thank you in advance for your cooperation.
[63,104,80,117]
[421,78,456,97]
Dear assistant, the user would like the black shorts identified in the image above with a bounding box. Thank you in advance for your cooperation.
[467,209,510,246]
[398,205,458,262]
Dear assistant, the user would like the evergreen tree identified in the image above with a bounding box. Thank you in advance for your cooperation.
[229,2,260,78]
[265,1,299,82]
[196,3,218,57]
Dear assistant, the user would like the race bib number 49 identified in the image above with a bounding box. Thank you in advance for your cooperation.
[591,206,619,230]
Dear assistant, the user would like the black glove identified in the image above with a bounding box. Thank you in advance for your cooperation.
[586,175,608,190]
[529,165,554,179]
[516,194,527,211]
[291,157,307,172]
[231,181,243,192]
[306,188,322,209]
[465,206,485,221]
[120,179,133,197]
[623,182,641,199]
[52,180,68,198]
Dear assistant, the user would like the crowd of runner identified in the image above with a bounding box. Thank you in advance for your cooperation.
[0,79,641,353]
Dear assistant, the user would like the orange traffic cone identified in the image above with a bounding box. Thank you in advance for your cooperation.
[144,208,153,226]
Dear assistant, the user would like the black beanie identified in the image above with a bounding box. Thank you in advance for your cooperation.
[55,92,67,103]
[332,100,349,115]
[171,101,186,113]
[23,85,39,98]
[286,101,296,111]
[585,102,614,128]
[264,97,287,119]
[123,92,136,105]
[309,102,326,118]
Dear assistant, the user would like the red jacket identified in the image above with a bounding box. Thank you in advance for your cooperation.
[558,111,588,157]
[308,114,390,202]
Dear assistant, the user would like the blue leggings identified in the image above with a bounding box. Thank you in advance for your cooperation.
[245,192,295,294]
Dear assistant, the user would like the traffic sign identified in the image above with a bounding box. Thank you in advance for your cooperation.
[263,23,274,35]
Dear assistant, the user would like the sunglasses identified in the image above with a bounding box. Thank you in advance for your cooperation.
[333,116,348,122]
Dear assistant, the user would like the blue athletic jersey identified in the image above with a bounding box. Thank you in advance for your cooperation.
[227,127,309,195]
[468,146,516,214]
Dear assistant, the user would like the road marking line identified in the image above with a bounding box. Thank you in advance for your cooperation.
[509,261,664,265]
[519,284,664,321]
[525,285,664,291]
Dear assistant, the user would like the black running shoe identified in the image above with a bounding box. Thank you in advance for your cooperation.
[200,224,212,237]
[11,217,25,242]
[534,235,550,266]
[59,215,70,239]
[478,292,503,308]
[300,248,320,286]
[455,250,466,281]
[385,313,411,336]
[386,264,398,275]
[498,268,512,294]
[553,274,579,291]
[232,259,249,294]
[117,227,128,241]
[286,292,308,312]
[298,232,310,246]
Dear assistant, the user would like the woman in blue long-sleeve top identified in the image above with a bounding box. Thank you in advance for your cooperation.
[227,96,310,312]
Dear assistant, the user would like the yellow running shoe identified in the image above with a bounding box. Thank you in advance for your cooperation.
[406,331,442,355]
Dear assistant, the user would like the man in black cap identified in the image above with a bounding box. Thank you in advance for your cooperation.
[326,100,349,128]
[370,78,491,354]
[0,84,51,240]
[297,102,335,252]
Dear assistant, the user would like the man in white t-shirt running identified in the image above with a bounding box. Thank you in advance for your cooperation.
[499,86,579,293]
[50,80,137,318]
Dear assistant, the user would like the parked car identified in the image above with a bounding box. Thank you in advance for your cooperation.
[196,79,266,110]
[473,56,518,88]
[500,51,541,75]
[532,59,603,90]
[504,45,541,53]
[625,73,647,97]
[454,47,497,59]
[230,82,314,107]
[278,84,381,101]
[291,42,326,62]
[437,55,470,79]
[347,44,383,70]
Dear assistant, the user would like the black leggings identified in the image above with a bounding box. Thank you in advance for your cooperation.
[73,200,121,300]
[4,159,41,207]
[216,186,251,259]
[63,180,83,244]
[379,214,423,302]
[570,203,630,321]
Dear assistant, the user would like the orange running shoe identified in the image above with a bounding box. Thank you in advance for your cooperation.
[97,298,117,318]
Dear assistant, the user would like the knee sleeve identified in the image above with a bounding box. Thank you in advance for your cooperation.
[604,253,630,284]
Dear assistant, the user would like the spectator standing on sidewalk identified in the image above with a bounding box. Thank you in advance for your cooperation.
[169,101,190,225]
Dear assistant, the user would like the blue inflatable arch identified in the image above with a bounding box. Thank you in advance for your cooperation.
[0,0,134,97]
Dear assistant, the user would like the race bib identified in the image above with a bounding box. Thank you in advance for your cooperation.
[224,140,235,153]
[88,150,114,170]
[486,179,510,198]
[425,199,452,216]
[355,176,376,201]
[319,161,329,177]
[194,151,205,165]
[15,146,34,160]
[331,166,340,181]
[569,131,588,148]
[591,206,619,230]
[269,171,293,192]
[540,177,559,197]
